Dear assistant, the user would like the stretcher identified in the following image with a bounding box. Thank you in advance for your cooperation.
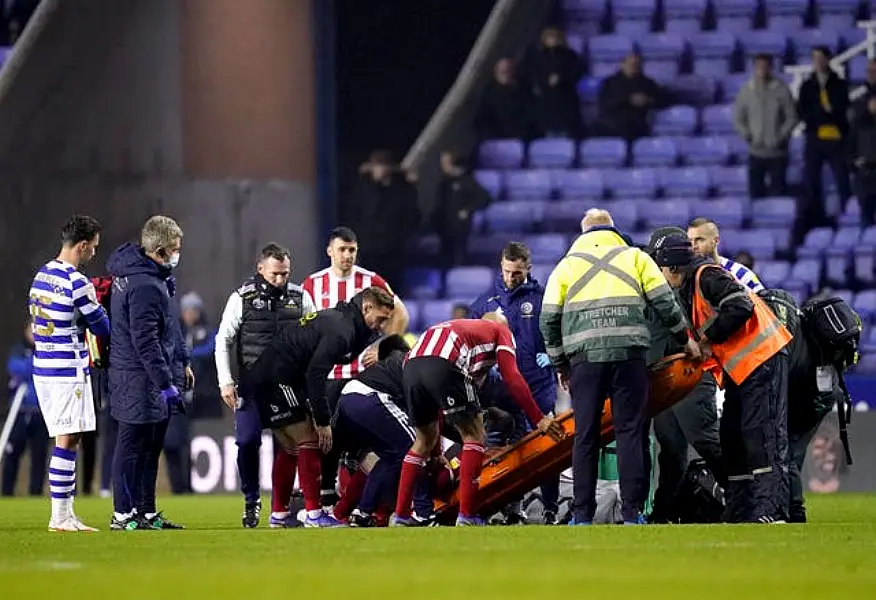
[432,354,704,523]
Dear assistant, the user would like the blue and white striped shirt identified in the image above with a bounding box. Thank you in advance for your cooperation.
[28,260,110,380]
[719,256,765,293]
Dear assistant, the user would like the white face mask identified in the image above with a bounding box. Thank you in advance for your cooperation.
[168,253,180,269]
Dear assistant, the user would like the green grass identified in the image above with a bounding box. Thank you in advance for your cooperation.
[0,494,874,599]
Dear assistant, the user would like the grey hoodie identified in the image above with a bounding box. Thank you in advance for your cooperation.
[733,76,799,158]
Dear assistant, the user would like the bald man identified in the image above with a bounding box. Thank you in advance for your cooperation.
[687,218,765,292]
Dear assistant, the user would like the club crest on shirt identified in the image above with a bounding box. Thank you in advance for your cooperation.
[284,300,298,309]
[520,302,534,316]
[252,298,266,310]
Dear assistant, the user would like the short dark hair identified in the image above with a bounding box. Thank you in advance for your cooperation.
[501,241,531,264]
[259,243,290,263]
[688,217,716,229]
[753,53,773,64]
[60,215,101,247]
[813,46,832,59]
[361,286,395,310]
[451,303,472,318]
[329,226,357,244]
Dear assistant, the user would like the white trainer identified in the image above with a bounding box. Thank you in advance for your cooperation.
[48,517,98,532]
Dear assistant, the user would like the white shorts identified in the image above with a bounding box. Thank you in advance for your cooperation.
[34,376,96,437]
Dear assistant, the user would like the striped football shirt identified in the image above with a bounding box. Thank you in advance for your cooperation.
[719,256,765,293]
[28,259,110,380]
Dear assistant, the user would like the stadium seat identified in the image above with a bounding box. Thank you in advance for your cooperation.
[701,104,735,135]
[421,300,458,327]
[833,289,855,306]
[580,138,627,168]
[484,201,544,233]
[757,260,791,287]
[530,263,554,285]
[554,169,605,200]
[782,280,810,305]
[693,58,732,77]
[720,229,776,259]
[688,32,736,62]
[591,61,619,78]
[763,0,807,32]
[660,167,711,198]
[663,0,707,34]
[696,197,746,228]
[526,234,570,263]
[711,166,748,196]
[713,0,757,34]
[632,137,679,167]
[841,27,866,49]
[792,29,840,62]
[678,136,731,166]
[478,140,524,169]
[473,170,503,200]
[721,73,750,102]
[588,34,634,63]
[528,138,576,169]
[723,135,749,163]
[854,290,876,322]
[796,227,834,259]
[833,227,862,251]
[855,248,876,285]
[403,268,443,300]
[790,259,822,290]
[602,200,640,230]
[410,234,442,258]
[668,75,718,106]
[467,234,508,264]
[768,227,793,254]
[820,0,861,30]
[403,299,421,332]
[543,199,591,232]
[854,353,876,373]
[638,33,686,61]
[504,170,553,201]
[639,198,692,228]
[652,106,698,136]
[611,0,655,35]
[445,266,493,298]
[603,168,659,199]
[789,135,804,163]
[838,197,862,227]
[750,196,797,228]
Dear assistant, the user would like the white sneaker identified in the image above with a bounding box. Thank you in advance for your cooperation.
[48,517,98,532]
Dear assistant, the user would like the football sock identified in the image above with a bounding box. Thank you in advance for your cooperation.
[459,442,485,518]
[297,443,322,513]
[334,469,367,520]
[395,451,426,519]
[271,447,298,513]
[48,447,76,522]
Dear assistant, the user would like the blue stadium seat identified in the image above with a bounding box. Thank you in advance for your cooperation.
[713,0,757,34]
[530,263,555,286]
[696,197,746,228]
[445,266,493,298]
[603,168,659,199]
[484,200,544,233]
[861,225,876,247]
[721,73,750,102]
[612,0,655,35]
[478,140,524,169]
[854,290,876,322]
[421,300,458,327]
[661,166,711,198]
[678,136,731,166]
[664,0,707,34]
[792,29,840,62]
[554,169,604,200]
[711,166,748,196]
[796,226,833,260]
[782,280,810,305]
[410,234,442,258]
[763,0,808,32]
[467,234,508,264]
[632,137,679,167]
[647,61,681,80]
[529,138,576,169]
[790,259,822,290]
[639,198,692,228]
[402,299,421,331]
[769,227,793,254]
[525,234,570,263]
[688,30,736,62]
[854,353,876,373]
[723,135,749,163]
[562,0,607,19]
[820,0,862,30]
[701,104,735,135]
[693,58,732,77]
[652,106,698,136]
[403,268,443,300]
[667,75,718,106]
[580,138,627,168]
[838,197,861,227]
[789,135,804,163]
[543,199,591,232]
[602,200,639,230]
[841,27,866,49]
[833,289,855,306]
[833,226,862,251]
[504,170,553,201]
[750,196,797,228]
[721,229,776,259]
[855,248,876,285]
[588,34,634,63]
[591,61,620,77]
[638,33,686,61]
[473,170,503,200]
[758,260,791,287]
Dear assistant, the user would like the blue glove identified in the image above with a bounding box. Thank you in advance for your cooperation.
[489,365,503,381]
[536,353,551,368]
[160,385,185,414]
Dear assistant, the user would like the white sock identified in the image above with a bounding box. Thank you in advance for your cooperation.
[307,509,323,519]
[272,511,289,519]
[114,511,134,521]
[144,512,157,520]
[48,447,77,522]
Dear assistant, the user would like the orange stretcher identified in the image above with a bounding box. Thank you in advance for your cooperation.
[432,354,704,523]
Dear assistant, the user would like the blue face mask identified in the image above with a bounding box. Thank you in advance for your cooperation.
[168,253,180,269]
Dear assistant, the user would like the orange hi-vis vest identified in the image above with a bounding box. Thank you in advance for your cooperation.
[692,264,792,385]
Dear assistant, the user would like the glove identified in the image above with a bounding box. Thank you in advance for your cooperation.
[166,276,176,298]
[489,365,503,381]
[536,353,551,368]
[160,385,185,414]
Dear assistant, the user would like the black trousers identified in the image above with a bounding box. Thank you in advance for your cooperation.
[99,410,118,492]
[0,406,48,496]
[321,379,349,499]
[855,171,876,228]
[163,411,191,494]
[788,421,820,523]
[570,358,650,522]
[720,354,789,522]
[748,155,788,198]
[111,419,170,515]
[652,373,725,519]
[802,137,852,228]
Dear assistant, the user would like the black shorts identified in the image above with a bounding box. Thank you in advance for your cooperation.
[247,350,309,430]
[402,357,480,428]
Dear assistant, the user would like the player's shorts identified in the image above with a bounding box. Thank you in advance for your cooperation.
[402,357,480,428]
[253,383,309,430]
[34,376,96,437]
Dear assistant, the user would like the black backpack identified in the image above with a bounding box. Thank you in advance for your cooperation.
[672,459,725,524]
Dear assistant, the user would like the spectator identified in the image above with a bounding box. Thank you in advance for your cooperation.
[733,54,798,198]
[849,94,876,227]
[451,303,471,320]
[1,318,48,497]
[733,251,756,271]
[475,58,537,141]
[523,26,584,138]
[179,291,221,420]
[432,151,491,268]
[797,47,851,229]
[596,53,663,141]
[852,59,876,120]
[348,150,421,289]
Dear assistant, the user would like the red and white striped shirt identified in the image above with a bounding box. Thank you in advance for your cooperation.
[302,265,393,379]
[407,319,544,426]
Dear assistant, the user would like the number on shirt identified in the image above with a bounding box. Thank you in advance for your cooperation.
[29,294,55,336]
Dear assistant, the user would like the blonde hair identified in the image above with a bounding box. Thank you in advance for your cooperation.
[141,215,183,253]
[581,208,614,232]
[481,312,509,327]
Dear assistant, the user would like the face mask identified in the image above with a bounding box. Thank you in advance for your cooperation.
[168,253,180,269]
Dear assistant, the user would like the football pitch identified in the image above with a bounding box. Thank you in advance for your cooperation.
[0,494,874,599]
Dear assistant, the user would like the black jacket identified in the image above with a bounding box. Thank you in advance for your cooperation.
[678,257,754,344]
[237,276,306,371]
[355,349,406,405]
[251,293,375,427]
[475,81,537,140]
[797,71,850,138]
[598,71,662,129]
[849,111,876,169]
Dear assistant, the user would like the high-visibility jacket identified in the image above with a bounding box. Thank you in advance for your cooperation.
[692,264,792,385]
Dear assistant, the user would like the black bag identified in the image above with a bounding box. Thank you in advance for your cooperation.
[672,459,725,524]
[758,288,802,336]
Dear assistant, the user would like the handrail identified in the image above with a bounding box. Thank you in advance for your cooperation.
[0,0,61,107]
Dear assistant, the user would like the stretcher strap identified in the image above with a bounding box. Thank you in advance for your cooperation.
[835,372,854,466]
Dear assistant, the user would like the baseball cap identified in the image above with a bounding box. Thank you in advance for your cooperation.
[645,226,686,256]
[651,232,695,268]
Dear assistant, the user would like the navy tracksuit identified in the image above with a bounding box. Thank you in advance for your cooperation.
[470,276,559,512]
[2,343,48,496]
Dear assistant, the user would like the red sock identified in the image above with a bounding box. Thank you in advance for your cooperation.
[271,447,298,513]
[338,466,352,498]
[459,442,485,518]
[334,469,367,520]
[432,463,455,497]
[297,443,323,512]
[395,451,426,518]
[374,504,391,527]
